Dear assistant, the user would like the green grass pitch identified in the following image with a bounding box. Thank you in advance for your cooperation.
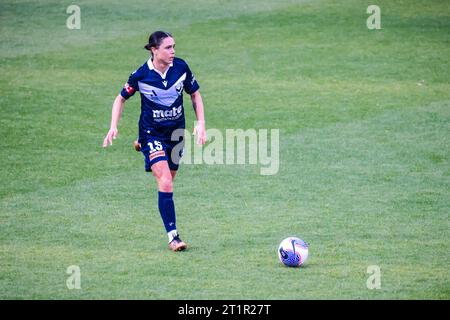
[1,0,449,299]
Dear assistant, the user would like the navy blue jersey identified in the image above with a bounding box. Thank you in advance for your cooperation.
[120,57,199,138]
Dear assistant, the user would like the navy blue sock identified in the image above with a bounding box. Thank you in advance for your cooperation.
[158,191,176,233]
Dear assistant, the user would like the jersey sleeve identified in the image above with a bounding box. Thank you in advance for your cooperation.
[183,63,200,94]
[120,69,139,99]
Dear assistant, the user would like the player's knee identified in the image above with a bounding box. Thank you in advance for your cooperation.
[158,176,173,192]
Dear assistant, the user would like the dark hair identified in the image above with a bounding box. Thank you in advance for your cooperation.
[144,30,173,53]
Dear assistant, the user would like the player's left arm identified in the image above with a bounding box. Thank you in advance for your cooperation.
[191,90,206,145]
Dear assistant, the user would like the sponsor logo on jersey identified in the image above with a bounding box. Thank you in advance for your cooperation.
[124,83,135,94]
[152,105,183,121]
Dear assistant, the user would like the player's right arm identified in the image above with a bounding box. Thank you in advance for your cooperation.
[103,68,140,148]
[103,95,126,148]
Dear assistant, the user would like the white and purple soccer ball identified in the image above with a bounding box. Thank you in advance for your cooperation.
[278,237,309,267]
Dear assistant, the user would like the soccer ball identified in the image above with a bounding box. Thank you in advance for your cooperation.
[278,237,309,267]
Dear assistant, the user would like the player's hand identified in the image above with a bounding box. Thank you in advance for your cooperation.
[103,128,118,147]
[193,120,206,145]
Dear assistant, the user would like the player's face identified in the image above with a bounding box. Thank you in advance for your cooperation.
[153,37,175,65]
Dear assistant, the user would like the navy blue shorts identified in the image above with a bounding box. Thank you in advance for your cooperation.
[140,136,184,172]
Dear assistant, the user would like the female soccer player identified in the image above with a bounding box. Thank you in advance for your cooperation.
[103,31,206,251]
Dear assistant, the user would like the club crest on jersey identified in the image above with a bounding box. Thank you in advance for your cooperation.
[175,82,184,95]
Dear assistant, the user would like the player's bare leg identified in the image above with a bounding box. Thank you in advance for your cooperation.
[152,160,173,192]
